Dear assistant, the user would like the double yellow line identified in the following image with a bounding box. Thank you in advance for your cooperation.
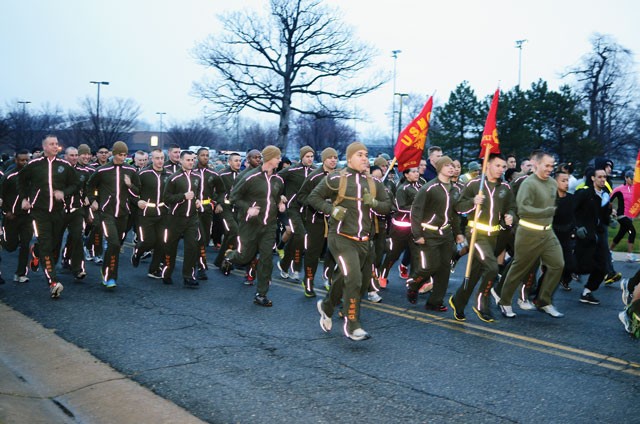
[270,277,640,377]
[134,245,640,377]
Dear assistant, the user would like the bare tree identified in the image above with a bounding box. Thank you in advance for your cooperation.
[292,112,355,154]
[166,119,224,149]
[1,103,65,151]
[193,0,385,150]
[565,33,639,156]
[68,97,141,149]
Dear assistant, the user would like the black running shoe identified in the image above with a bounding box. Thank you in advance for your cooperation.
[472,306,495,323]
[183,278,199,288]
[221,259,232,276]
[449,295,466,321]
[131,251,140,268]
[579,292,600,305]
[254,294,273,307]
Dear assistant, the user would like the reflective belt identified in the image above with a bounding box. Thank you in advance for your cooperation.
[202,199,212,205]
[519,219,552,231]
[146,202,165,208]
[469,220,501,233]
[391,218,412,228]
[337,232,369,242]
[421,223,450,232]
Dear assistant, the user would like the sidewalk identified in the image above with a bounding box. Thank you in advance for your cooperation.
[0,302,206,424]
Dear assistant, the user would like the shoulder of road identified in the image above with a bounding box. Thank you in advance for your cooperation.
[0,302,205,424]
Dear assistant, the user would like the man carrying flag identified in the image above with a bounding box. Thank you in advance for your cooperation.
[450,89,516,322]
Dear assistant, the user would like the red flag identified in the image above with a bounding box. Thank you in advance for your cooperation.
[479,88,501,157]
[394,97,433,172]
[628,151,640,217]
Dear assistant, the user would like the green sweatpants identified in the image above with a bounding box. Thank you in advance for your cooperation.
[499,226,564,307]
[452,233,498,313]
[227,220,277,297]
[321,233,372,333]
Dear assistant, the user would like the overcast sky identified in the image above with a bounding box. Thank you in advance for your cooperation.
[1,0,638,140]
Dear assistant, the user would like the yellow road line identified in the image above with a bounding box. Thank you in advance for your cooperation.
[125,244,639,377]
[267,277,640,377]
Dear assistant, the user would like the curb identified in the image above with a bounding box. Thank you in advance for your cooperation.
[0,302,205,424]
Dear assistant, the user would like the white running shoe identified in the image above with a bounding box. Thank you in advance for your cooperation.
[619,310,632,333]
[277,262,289,279]
[317,300,332,332]
[499,304,516,318]
[49,282,64,299]
[541,304,564,318]
[367,291,382,303]
[517,299,536,311]
[345,328,370,341]
[620,278,630,306]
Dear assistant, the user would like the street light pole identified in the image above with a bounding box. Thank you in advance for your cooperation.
[90,81,109,144]
[17,101,31,147]
[395,93,409,138]
[17,100,31,115]
[156,112,167,150]
[391,49,402,144]
[515,39,527,89]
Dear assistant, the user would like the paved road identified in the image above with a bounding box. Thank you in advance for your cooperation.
[1,242,639,423]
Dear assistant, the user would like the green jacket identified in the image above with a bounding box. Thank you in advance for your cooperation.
[307,167,391,240]
[230,167,285,226]
[411,178,462,240]
[214,166,238,211]
[163,169,202,217]
[86,163,140,218]
[456,177,515,233]
[18,156,79,213]
[137,166,170,217]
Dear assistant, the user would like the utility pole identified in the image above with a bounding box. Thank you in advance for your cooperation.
[395,93,409,138]
[156,112,167,150]
[391,49,402,144]
[90,81,110,144]
[17,100,31,148]
[515,39,528,89]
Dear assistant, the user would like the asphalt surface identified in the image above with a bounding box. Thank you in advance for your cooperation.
[1,241,639,423]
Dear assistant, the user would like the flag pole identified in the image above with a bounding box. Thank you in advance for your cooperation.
[462,145,492,290]
[382,157,397,182]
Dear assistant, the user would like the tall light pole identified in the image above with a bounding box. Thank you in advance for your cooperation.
[90,81,109,144]
[17,100,31,115]
[17,101,31,147]
[156,112,167,150]
[395,93,409,138]
[391,49,402,144]
[515,39,528,89]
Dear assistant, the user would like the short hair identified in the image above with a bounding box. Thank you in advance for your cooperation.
[16,149,30,156]
[180,150,195,158]
[506,153,516,161]
[197,147,209,155]
[134,150,147,157]
[150,148,164,155]
[65,146,78,154]
[428,146,442,155]
[167,144,180,151]
[529,149,546,161]
[228,152,241,160]
[530,150,554,163]
[489,153,506,162]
